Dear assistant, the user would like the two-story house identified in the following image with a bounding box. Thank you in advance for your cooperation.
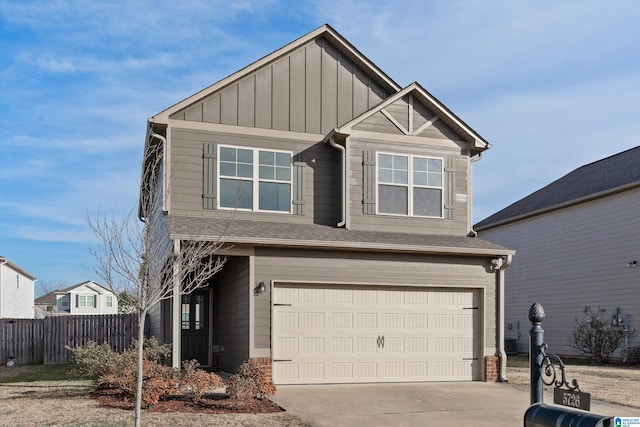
[34,280,119,317]
[475,146,640,357]
[0,256,37,319]
[141,24,514,384]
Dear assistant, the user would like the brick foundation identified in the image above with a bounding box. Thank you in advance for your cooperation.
[485,355,500,382]
[211,352,220,371]
[250,357,273,381]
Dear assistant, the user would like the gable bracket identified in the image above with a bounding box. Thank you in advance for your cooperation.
[413,116,440,136]
[381,109,409,135]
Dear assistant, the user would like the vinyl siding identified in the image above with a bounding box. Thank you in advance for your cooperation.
[348,139,470,235]
[479,187,640,356]
[147,166,173,339]
[213,256,250,372]
[0,264,35,319]
[170,37,392,134]
[253,247,497,353]
[168,127,339,225]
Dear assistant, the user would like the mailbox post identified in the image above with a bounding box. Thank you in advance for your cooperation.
[529,302,545,405]
[524,302,613,427]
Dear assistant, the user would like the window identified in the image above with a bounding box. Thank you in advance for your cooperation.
[181,295,190,329]
[218,146,292,212]
[377,153,443,217]
[77,295,96,308]
[105,296,113,308]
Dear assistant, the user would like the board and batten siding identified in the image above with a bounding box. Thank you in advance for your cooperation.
[253,247,497,355]
[171,37,391,135]
[348,139,470,236]
[479,187,640,356]
[213,256,250,372]
[168,127,340,225]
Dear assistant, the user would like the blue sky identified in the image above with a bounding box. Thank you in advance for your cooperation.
[1,1,639,293]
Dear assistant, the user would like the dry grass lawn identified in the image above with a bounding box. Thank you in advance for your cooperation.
[3,359,640,425]
[0,364,308,427]
[507,355,640,408]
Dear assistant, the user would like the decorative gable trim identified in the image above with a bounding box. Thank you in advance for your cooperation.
[338,83,490,153]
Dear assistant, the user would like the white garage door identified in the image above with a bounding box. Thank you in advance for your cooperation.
[272,284,480,384]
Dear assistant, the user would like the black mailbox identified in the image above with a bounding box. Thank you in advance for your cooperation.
[524,403,613,427]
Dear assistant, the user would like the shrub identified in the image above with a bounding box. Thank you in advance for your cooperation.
[179,359,224,402]
[569,306,628,364]
[98,359,180,407]
[66,341,125,378]
[624,346,640,365]
[66,337,171,379]
[226,359,276,400]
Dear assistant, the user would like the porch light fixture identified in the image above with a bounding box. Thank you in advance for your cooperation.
[628,261,638,268]
[254,281,266,295]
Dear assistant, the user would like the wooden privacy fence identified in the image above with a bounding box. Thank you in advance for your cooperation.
[0,314,138,365]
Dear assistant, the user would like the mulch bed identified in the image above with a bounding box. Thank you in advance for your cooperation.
[91,388,284,414]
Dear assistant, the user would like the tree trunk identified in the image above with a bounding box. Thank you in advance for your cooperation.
[135,310,146,427]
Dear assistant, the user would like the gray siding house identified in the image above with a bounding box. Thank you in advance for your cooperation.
[475,146,640,357]
[141,24,514,384]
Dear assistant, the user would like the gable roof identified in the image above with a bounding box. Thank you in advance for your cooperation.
[167,216,514,257]
[150,24,401,122]
[475,145,640,230]
[54,280,113,295]
[0,256,37,280]
[336,82,490,154]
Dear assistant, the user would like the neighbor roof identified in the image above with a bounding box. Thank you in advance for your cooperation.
[167,216,514,257]
[475,145,640,230]
[0,256,37,280]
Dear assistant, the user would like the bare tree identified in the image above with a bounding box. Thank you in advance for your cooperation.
[86,138,226,427]
[35,280,67,298]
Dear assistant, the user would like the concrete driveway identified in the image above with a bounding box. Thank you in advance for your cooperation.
[271,382,640,427]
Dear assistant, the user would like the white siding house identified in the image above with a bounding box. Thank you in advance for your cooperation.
[0,257,37,319]
[475,146,640,357]
[34,281,118,316]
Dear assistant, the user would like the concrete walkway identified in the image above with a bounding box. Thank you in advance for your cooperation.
[271,382,640,427]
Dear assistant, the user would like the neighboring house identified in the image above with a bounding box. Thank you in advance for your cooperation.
[34,281,119,317]
[475,146,640,357]
[140,24,514,385]
[0,256,37,319]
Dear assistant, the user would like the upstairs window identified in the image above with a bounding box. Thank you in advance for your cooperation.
[105,296,113,308]
[218,146,292,213]
[377,153,443,217]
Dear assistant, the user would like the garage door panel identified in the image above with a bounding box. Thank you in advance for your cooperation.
[273,285,480,384]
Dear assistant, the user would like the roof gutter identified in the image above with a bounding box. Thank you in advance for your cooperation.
[492,254,513,382]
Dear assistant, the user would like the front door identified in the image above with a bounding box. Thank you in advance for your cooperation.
[180,290,210,366]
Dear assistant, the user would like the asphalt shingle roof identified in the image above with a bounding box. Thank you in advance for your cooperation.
[167,215,513,256]
[475,145,640,230]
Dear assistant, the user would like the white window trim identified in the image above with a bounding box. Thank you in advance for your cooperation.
[375,151,444,218]
[217,144,293,214]
[77,294,96,308]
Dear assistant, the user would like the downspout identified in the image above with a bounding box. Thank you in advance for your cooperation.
[328,136,346,228]
[493,254,513,382]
